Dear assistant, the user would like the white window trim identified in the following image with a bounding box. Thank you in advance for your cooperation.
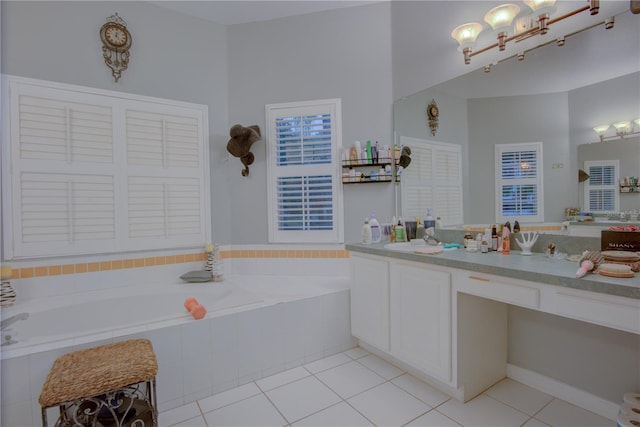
[2,75,211,259]
[494,142,544,224]
[583,159,620,213]
[265,98,344,244]
[399,136,463,227]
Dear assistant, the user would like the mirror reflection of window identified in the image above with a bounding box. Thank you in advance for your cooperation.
[495,142,543,223]
[584,160,619,213]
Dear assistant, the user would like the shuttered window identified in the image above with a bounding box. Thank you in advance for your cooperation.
[400,137,463,226]
[495,142,543,223]
[584,160,619,213]
[266,99,343,243]
[4,76,210,259]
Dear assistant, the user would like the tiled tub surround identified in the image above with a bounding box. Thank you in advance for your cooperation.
[0,248,354,427]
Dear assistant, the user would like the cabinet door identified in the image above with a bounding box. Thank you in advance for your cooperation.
[350,254,390,351]
[390,261,451,383]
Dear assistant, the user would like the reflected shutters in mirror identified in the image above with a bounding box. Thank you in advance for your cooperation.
[495,142,543,223]
[400,137,463,226]
[584,160,620,213]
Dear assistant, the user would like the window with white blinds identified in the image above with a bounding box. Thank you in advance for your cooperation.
[3,76,210,258]
[584,160,619,213]
[495,142,543,223]
[266,99,343,243]
[400,137,463,226]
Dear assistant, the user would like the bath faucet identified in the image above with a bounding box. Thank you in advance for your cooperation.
[1,312,29,331]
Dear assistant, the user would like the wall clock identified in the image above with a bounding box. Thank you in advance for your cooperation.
[99,13,132,82]
[427,99,439,136]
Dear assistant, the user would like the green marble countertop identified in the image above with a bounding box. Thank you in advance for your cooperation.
[346,242,640,300]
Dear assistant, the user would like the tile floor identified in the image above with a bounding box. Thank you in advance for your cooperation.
[159,347,613,427]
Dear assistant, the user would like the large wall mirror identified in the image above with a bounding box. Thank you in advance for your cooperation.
[394,7,639,227]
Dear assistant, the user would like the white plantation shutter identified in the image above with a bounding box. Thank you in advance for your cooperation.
[126,110,200,168]
[400,137,463,226]
[18,95,113,163]
[266,99,343,243]
[4,76,210,258]
[20,173,115,243]
[128,177,201,238]
[495,142,544,223]
[584,160,619,213]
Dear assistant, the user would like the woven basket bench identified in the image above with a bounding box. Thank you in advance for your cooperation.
[39,339,158,427]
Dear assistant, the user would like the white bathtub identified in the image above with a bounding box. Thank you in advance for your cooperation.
[0,280,264,359]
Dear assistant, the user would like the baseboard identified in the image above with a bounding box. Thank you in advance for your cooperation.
[507,364,618,421]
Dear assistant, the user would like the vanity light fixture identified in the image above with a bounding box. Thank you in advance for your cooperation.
[484,4,521,51]
[593,119,640,142]
[451,0,603,65]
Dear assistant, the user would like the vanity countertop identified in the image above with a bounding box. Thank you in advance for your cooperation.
[568,220,639,227]
[346,242,640,300]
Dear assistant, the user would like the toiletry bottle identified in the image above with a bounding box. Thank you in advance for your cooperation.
[361,218,372,244]
[390,216,397,242]
[395,217,406,242]
[424,208,435,232]
[497,223,503,252]
[491,225,498,251]
[481,240,489,253]
[354,141,362,164]
[369,213,381,243]
[484,227,492,251]
[366,140,373,164]
[436,216,442,229]
[513,220,520,233]
[502,226,511,254]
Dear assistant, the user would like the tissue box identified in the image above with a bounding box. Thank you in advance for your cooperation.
[601,230,640,252]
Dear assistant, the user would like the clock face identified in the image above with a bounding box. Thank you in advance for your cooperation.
[105,24,128,47]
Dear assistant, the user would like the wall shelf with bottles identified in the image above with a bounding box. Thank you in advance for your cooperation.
[341,160,397,184]
[620,185,640,193]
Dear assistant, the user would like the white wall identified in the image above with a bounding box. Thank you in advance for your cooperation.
[226,2,395,244]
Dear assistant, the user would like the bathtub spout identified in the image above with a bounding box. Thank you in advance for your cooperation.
[1,312,29,331]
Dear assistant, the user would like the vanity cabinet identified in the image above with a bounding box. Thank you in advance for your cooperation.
[390,261,451,383]
[350,254,390,351]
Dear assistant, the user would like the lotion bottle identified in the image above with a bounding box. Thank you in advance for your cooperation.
[369,213,381,243]
[361,218,372,244]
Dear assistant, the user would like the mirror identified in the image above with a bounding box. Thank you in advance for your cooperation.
[394,8,640,226]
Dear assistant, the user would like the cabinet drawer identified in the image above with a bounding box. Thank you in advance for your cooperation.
[456,273,540,309]
[555,291,640,334]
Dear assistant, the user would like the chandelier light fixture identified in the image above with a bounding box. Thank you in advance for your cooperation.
[451,0,604,65]
[593,119,640,142]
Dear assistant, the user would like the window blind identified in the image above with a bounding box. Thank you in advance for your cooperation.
[495,142,543,223]
[584,160,619,212]
[266,99,343,243]
[4,76,210,258]
[400,137,463,226]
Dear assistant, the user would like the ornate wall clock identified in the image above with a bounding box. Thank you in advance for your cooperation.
[99,13,132,82]
[427,99,439,136]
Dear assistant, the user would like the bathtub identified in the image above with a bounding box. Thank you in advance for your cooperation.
[1,280,265,359]
[0,272,354,426]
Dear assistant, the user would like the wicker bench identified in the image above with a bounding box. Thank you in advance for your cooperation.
[39,339,158,427]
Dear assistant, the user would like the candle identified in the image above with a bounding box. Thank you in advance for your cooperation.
[1,265,12,280]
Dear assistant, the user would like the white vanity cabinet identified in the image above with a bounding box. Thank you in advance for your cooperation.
[350,253,390,352]
[390,260,452,383]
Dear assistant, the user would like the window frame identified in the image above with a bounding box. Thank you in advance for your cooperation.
[265,98,344,244]
[399,136,463,227]
[2,75,211,259]
[494,142,544,224]
[583,159,619,214]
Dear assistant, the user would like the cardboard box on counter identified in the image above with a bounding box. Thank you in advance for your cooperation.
[601,230,640,252]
